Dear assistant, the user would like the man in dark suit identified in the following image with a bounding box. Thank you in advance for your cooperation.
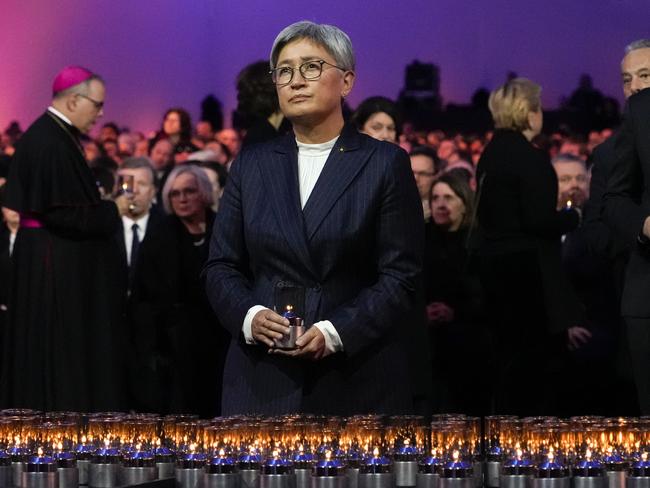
[204,21,424,415]
[586,39,650,288]
[602,39,650,414]
[114,157,162,293]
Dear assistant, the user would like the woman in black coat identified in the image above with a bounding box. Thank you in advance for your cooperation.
[131,164,227,417]
[476,78,586,415]
[424,172,488,415]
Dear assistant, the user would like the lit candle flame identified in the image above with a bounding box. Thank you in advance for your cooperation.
[548,451,554,463]
[607,446,613,456]
[57,442,63,452]
[566,200,572,209]
[404,439,410,447]
[136,443,142,452]
[586,449,591,461]
[81,436,87,445]
[37,447,43,457]
[272,449,279,460]
[286,305,293,312]
[104,438,110,449]
[189,443,196,454]
[14,435,20,447]
[516,448,523,461]
[219,449,225,457]
[156,438,161,448]
[326,451,331,461]
[643,453,648,463]
[373,447,379,458]
[453,450,459,462]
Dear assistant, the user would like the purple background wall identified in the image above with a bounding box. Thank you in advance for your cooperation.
[1,0,648,135]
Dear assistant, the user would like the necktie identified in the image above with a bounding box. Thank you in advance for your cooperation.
[130,223,140,268]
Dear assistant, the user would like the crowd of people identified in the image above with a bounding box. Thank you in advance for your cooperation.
[0,23,649,419]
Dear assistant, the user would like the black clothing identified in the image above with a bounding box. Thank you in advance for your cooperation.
[577,135,639,414]
[626,318,650,414]
[603,89,650,413]
[560,226,637,415]
[476,129,581,415]
[110,205,165,298]
[477,129,582,332]
[241,117,292,148]
[603,89,650,317]
[423,224,488,415]
[131,210,227,417]
[0,226,12,370]
[1,112,125,411]
[585,134,638,298]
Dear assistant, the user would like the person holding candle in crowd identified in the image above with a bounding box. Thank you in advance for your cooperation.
[204,20,424,415]
[476,78,587,415]
[0,66,126,411]
[132,165,227,417]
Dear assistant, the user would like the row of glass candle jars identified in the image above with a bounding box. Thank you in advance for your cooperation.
[4,411,650,488]
[483,415,650,488]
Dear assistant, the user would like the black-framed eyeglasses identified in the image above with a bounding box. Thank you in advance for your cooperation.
[270,59,346,86]
[77,93,104,110]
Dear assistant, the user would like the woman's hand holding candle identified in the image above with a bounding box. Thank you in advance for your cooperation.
[272,326,327,360]
[252,309,290,348]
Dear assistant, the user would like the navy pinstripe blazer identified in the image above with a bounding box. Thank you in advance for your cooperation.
[204,124,424,415]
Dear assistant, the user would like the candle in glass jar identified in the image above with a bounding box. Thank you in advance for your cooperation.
[206,449,237,474]
[362,448,391,474]
[314,451,344,477]
[441,450,472,478]
[262,450,293,475]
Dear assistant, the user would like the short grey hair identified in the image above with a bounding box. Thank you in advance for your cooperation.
[625,39,650,55]
[161,164,214,214]
[120,157,157,187]
[269,20,355,71]
[53,75,105,100]
[551,153,586,169]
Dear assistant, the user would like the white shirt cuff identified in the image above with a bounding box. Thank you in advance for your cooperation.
[314,320,344,354]
[243,305,269,344]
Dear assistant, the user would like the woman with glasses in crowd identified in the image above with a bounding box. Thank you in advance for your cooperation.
[204,21,424,415]
[131,164,227,417]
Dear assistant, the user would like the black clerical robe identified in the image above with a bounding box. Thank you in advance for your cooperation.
[1,111,126,411]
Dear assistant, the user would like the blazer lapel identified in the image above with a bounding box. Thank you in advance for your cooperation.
[302,125,372,240]
[257,136,317,278]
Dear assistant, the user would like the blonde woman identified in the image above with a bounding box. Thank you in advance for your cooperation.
[475,78,587,415]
